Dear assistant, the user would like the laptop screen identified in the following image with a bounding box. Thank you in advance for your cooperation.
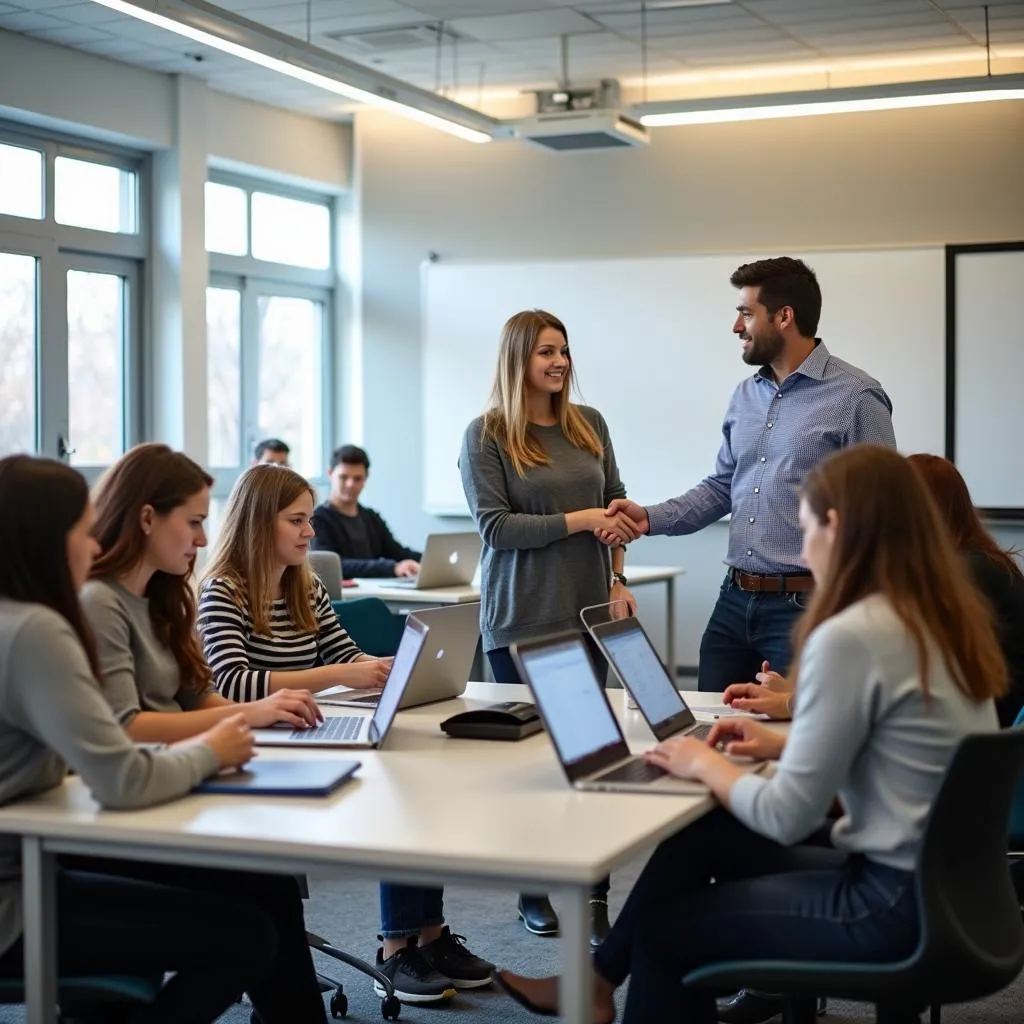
[592,618,696,740]
[369,618,429,744]
[514,635,627,778]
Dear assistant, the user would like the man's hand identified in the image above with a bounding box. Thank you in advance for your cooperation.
[394,559,420,578]
[595,499,649,546]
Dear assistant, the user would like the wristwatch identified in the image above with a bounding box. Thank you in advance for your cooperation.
[611,571,629,587]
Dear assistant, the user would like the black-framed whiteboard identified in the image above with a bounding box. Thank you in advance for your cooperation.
[945,241,1024,519]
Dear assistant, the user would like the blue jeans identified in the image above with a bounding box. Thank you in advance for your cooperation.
[379,884,445,939]
[697,573,810,692]
[488,644,611,903]
[593,809,918,1023]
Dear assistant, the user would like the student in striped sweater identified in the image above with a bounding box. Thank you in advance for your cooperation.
[198,464,494,1006]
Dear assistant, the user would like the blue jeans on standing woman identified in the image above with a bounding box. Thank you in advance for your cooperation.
[593,808,918,1023]
[697,572,810,692]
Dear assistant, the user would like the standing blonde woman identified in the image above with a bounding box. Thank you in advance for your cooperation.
[460,308,640,944]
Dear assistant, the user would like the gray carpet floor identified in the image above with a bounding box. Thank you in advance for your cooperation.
[2,852,1021,1022]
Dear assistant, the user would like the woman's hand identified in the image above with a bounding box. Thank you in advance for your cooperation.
[335,658,392,690]
[244,689,322,729]
[754,661,790,692]
[609,582,636,618]
[198,714,255,770]
[567,508,640,544]
[643,734,718,780]
[706,718,786,761]
[722,683,791,720]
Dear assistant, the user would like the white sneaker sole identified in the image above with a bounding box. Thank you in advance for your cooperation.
[448,975,493,989]
[373,981,457,1004]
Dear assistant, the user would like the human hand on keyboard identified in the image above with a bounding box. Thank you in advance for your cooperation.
[643,734,718,781]
[706,718,785,762]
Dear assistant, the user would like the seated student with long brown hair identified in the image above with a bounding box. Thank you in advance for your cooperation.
[197,464,494,1006]
[494,445,1005,1024]
[81,443,321,739]
[908,453,1024,727]
[0,454,325,1024]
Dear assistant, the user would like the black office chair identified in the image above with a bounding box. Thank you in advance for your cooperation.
[684,729,1024,1024]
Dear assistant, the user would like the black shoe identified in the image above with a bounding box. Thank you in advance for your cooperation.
[419,926,494,989]
[717,989,786,1024]
[517,894,559,936]
[589,898,610,950]
[374,936,457,1004]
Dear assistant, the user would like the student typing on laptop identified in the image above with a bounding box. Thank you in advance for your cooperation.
[460,308,640,945]
[311,444,422,579]
[197,463,494,1007]
[494,445,1004,1024]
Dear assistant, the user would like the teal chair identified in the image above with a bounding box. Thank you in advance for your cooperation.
[331,598,404,657]
[1009,706,1024,846]
[0,974,161,1020]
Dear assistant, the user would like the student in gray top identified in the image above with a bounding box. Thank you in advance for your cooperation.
[460,309,641,945]
[494,445,1003,1024]
[0,454,318,1023]
[81,443,321,738]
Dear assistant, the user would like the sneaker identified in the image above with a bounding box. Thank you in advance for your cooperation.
[374,936,457,1004]
[419,926,495,989]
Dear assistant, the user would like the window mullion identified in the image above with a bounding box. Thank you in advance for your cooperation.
[240,277,260,467]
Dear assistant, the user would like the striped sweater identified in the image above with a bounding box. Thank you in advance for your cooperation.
[197,574,362,702]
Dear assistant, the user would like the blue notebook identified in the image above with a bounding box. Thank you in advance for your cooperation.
[195,758,360,797]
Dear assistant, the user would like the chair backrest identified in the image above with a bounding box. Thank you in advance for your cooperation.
[1008,706,1024,844]
[915,728,1024,1000]
[332,597,403,657]
[308,551,343,600]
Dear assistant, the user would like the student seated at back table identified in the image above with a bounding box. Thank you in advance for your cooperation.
[254,436,291,466]
[197,463,494,1006]
[494,444,1005,1024]
[0,454,325,1024]
[81,443,323,740]
[311,444,422,579]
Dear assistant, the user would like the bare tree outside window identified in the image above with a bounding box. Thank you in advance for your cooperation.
[0,252,37,455]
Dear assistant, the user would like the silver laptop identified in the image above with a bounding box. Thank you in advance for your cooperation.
[252,616,429,748]
[319,602,481,710]
[584,612,715,744]
[512,632,764,794]
[386,532,481,589]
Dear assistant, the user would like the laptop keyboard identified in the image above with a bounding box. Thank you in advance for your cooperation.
[290,716,364,742]
[595,758,667,785]
[688,723,713,741]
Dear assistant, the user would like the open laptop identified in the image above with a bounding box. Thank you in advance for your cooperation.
[386,532,481,589]
[252,616,429,748]
[584,613,717,744]
[512,632,764,794]
[319,602,481,710]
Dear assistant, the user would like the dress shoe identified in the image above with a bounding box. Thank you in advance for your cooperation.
[716,988,786,1024]
[589,898,611,950]
[517,894,560,936]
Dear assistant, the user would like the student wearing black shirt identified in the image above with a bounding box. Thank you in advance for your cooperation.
[909,453,1024,727]
[310,445,422,579]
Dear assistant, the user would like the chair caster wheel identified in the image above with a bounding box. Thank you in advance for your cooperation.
[330,989,348,1019]
[381,994,401,1020]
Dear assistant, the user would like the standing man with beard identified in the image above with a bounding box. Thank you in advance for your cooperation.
[602,257,896,698]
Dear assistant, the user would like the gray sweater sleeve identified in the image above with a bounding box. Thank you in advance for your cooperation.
[80,582,142,726]
[595,412,627,506]
[5,609,218,810]
[460,419,569,550]
[729,621,870,845]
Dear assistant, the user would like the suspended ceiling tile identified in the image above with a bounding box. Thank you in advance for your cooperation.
[449,8,603,43]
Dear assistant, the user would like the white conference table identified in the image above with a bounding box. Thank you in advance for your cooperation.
[346,564,686,672]
[1,683,724,1024]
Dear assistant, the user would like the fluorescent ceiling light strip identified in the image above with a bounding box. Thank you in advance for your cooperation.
[641,85,1024,127]
[88,0,491,142]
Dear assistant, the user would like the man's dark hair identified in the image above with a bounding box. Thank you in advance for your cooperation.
[730,257,822,337]
[253,438,290,460]
[330,445,370,472]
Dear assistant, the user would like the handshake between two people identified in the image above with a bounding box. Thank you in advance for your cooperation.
[571,498,650,547]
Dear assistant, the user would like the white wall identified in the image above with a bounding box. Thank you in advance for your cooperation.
[353,99,1024,670]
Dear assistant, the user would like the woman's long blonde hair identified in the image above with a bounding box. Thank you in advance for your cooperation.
[481,309,602,476]
[201,464,318,636]
[791,445,1007,704]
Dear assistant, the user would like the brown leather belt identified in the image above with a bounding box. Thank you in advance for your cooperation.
[729,568,814,594]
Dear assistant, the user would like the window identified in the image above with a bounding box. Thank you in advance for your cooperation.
[0,143,43,220]
[0,252,37,455]
[0,123,145,473]
[204,174,334,495]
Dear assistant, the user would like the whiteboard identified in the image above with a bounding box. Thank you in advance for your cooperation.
[952,246,1024,513]
[422,249,946,515]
